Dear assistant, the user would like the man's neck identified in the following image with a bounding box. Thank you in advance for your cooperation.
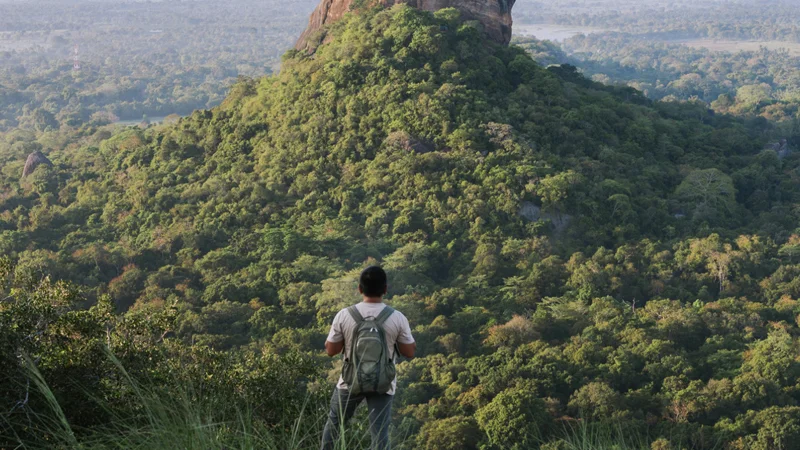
[362,296,383,304]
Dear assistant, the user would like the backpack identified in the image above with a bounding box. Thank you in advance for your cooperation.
[341,305,397,395]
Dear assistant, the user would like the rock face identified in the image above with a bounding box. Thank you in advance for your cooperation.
[384,131,435,153]
[22,151,53,178]
[765,139,792,160]
[519,201,571,233]
[296,0,516,50]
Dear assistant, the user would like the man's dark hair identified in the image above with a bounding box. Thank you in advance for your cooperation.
[359,266,387,297]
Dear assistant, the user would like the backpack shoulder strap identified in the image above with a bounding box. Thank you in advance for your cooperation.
[375,306,395,326]
[346,305,364,324]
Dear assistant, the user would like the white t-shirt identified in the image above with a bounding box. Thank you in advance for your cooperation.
[326,302,415,395]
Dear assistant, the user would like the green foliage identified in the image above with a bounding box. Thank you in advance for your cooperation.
[675,169,737,223]
[417,416,482,450]
[728,406,800,450]
[476,381,552,449]
[2,4,800,449]
[567,382,623,420]
[32,109,59,133]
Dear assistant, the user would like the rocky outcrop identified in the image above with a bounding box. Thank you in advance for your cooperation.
[765,139,792,160]
[519,201,571,233]
[384,131,434,153]
[22,151,53,178]
[296,0,516,51]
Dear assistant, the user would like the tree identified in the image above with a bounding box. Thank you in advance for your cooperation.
[778,236,800,264]
[485,315,539,348]
[741,329,800,387]
[476,381,553,449]
[417,416,482,450]
[28,164,58,195]
[567,382,623,420]
[107,264,145,310]
[31,108,58,132]
[531,170,584,216]
[735,84,773,110]
[675,169,736,222]
[741,407,800,450]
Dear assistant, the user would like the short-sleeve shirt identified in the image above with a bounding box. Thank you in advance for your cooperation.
[326,302,415,395]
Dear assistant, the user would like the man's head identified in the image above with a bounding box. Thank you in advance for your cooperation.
[359,266,387,298]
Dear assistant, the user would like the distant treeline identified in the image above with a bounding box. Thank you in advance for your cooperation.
[0,0,316,131]
[515,0,800,43]
[516,33,800,120]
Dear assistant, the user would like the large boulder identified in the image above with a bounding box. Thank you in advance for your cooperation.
[22,150,53,178]
[296,0,516,51]
[519,201,571,233]
[765,139,792,159]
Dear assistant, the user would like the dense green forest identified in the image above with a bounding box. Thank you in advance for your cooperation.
[3,3,800,450]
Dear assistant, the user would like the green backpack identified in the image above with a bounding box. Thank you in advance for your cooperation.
[341,305,397,395]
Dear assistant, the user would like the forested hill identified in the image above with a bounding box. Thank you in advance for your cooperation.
[4,5,800,449]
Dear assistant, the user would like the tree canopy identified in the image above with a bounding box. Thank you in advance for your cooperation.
[2,4,800,449]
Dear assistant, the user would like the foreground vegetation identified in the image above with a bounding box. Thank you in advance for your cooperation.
[2,343,661,450]
[2,4,800,449]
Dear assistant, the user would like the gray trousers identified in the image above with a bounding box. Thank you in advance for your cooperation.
[320,388,393,450]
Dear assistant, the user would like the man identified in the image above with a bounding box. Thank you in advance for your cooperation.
[321,266,416,450]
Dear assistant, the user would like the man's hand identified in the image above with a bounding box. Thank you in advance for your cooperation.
[397,342,416,359]
[325,340,344,357]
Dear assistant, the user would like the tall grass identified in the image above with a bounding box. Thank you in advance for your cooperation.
[2,351,381,450]
[2,353,698,450]
[556,421,651,450]
[551,419,723,450]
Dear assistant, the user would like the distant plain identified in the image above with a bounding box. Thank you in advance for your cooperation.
[515,23,800,56]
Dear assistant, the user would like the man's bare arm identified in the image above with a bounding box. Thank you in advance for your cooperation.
[325,340,344,357]
[397,342,416,359]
